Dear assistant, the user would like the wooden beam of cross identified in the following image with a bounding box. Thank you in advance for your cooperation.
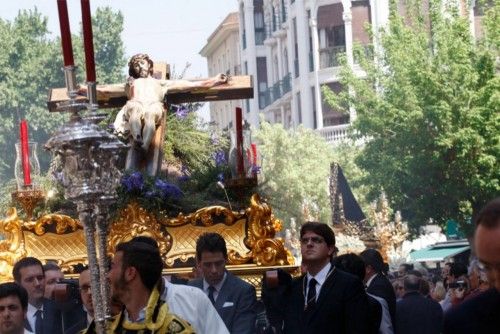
[47,61,253,176]
[47,68,253,111]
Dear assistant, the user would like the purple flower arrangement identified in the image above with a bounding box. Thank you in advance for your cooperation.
[116,171,184,213]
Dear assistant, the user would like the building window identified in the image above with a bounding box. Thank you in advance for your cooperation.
[254,0,265,45]
[257,57,269,109]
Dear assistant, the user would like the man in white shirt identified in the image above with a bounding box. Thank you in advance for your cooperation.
[107,240,194,333]
[161,277,229,334]
[0,283,34,334]
[128,235,229,334]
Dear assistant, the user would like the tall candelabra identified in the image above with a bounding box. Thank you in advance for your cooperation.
[45,66,127,334]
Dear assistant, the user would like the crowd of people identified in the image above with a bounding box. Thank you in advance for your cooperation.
[0,198,498,333]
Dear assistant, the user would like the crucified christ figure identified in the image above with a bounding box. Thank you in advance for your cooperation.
[94,53,228,175]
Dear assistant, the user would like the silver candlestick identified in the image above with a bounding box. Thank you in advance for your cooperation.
[45,66,127,334]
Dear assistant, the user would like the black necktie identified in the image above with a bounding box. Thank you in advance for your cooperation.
[306,278,317,310]
[208,286,216,305]
[35,309,43,334]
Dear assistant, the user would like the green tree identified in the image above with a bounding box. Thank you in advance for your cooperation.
[323,0,499,234]
[255,120,335,226]
[0,7,125,184]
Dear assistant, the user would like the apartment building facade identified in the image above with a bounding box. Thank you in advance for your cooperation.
[200,13,242,130]
[202,1,485,138]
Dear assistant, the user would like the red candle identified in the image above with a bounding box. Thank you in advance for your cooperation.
[20,120,31,186]
[235,107,244,177]
[251,143,257,165]
[81,0,96,82]
[57,0,74,66]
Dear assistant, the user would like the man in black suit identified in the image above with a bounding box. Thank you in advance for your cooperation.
[189,232,257,334]
[444,198,500,333]
[263,222,370,333]
[395,274,443,334]
[12,257,63,334]
[360,248,397,326]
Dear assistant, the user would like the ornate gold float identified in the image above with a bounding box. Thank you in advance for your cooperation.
[0,193,296,295]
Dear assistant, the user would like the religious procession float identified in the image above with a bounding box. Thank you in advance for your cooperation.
[0,3,411,331]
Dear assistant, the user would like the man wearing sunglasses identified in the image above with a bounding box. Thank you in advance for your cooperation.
[263,221,370,333]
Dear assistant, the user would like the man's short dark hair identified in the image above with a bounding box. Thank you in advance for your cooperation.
[332,253,365,281]
[12,257,43,283]
[43,262,61,272]
[115,241,163,291]
[403,275,421,292]
[400,263,414,272]
[196,233,228,260]
[130,235,159,249]
[300,222,336,247]
[359,248,384,273]
[474,198,500,228]
[0,282,28,310]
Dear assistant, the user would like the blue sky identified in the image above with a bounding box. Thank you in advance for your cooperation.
[3,1,238,77]
[3,1,239,119]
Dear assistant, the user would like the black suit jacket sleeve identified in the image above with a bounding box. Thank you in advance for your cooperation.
[344,275,371,334]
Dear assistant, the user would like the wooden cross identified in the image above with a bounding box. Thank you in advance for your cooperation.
[47,62,253,176]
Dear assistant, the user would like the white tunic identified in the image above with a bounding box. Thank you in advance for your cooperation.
[161,277,229,334]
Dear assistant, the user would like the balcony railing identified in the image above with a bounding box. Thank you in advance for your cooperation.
[354,44,374,64]
[319,45,346,69]
[282,73,291,94]
[272,81,282,100]
[255,29,266,45]
[318,123,350,144]
[260,73,292,109]
[259,91,271,109]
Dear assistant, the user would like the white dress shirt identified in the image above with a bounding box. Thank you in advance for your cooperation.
[305,262,332,304]
[26,303,43,333]
[202,272,227,302]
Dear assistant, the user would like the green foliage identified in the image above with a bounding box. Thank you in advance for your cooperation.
[323,0,499,233]
[0,7,126,185]
[164,108,228,175]
[0,9,66,179]
[254,120,335,226]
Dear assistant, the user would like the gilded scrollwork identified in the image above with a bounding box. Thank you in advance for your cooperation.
[162,206,242,227]
[23,214,81,235]
[108,202,172,261]
[252,238,294,266]
[0,208,27,281]
[1,193,295,281]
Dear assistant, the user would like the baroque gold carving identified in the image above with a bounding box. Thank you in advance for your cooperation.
[0,208,26,281]
[23,214,81,235]
[162,206,242,227]
[1,193,295,281]
[108,202,172,261]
